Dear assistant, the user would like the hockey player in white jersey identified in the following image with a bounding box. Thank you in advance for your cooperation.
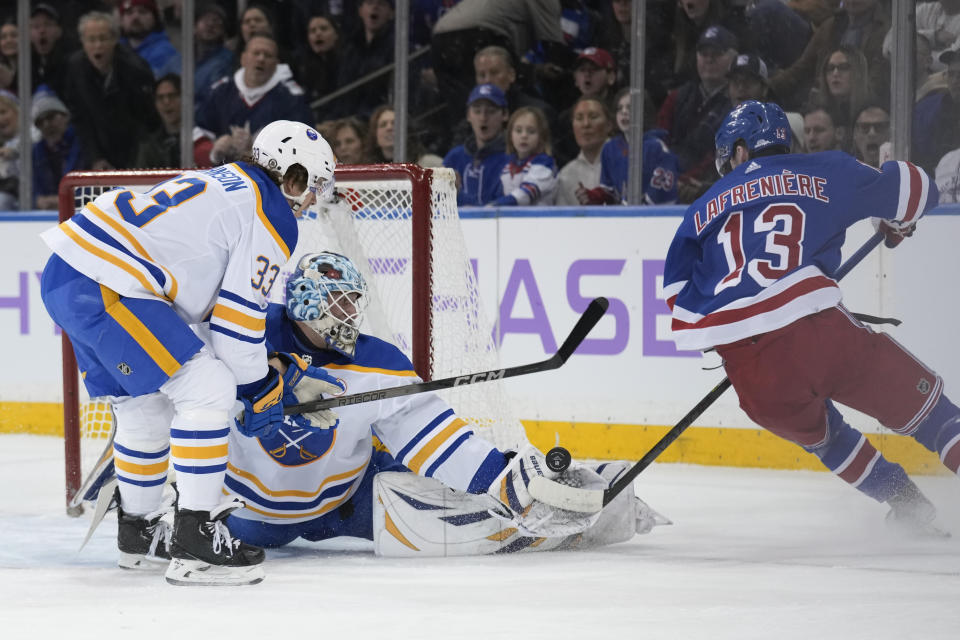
[223,251,668,555]
[40,120,340,586]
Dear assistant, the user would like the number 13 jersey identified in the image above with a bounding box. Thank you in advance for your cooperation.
[40,162,298,385]
[663,151,938,351]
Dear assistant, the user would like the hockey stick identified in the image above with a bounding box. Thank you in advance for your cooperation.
[531,231,886,513]
[284,297,611,415]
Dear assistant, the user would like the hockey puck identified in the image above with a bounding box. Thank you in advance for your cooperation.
[545,447,572,473]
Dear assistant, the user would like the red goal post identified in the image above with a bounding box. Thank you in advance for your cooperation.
[57,164,524,515]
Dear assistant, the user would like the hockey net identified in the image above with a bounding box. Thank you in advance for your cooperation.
[58,165,525,515]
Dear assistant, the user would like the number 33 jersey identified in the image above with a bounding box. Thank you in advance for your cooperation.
[40,162,298,385]
[663,151,938,351]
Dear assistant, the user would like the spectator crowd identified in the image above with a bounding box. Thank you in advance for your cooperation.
[1,0,958,209]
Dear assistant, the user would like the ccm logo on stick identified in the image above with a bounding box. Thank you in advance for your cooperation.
[454,371,505,386]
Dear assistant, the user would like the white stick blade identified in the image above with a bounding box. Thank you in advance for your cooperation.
[527,476,604,514]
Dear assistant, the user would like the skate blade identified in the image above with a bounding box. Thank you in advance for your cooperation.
[164,558,265,586]
[119,551,170,571]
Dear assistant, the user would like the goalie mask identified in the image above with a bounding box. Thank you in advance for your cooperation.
[286,252,368,357]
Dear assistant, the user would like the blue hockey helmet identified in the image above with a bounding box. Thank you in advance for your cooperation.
[286,252,368,357]
[714,100,792,176]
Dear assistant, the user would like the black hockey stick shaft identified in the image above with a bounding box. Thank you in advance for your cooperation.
[285,297,610,414]
[597,231,885,507]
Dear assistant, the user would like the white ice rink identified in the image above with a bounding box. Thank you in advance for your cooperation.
[1,433,959,639]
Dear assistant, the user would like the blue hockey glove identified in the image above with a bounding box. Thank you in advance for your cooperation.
[235,368,285,438]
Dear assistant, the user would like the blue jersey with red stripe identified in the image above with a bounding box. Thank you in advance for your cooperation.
[663,151,938,350]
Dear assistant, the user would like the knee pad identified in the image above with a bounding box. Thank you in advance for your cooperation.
[112,392,175,446]
[160,349,237,421]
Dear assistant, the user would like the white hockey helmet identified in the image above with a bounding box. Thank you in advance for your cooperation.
[252,120,336,212]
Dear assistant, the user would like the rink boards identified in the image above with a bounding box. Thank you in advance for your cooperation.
[2,205,958,473]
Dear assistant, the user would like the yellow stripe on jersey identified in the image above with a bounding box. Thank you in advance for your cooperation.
[323,363,419,377]
[407,418,469,474]
[170,443,229,459]
[226,457,368,498]
[86,203,180,301]
[232,163,292,260]
[61,223,169,301]
[99,286,182,376]
[115,457,169,476]
[211,303,266,331]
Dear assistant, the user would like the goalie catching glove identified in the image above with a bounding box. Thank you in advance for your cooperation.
[486,444,606,537]
[236,352,344,438]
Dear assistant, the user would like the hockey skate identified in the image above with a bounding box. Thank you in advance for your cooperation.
[164,498,265,586]
[885,482,950,538]
[117,489,174,570]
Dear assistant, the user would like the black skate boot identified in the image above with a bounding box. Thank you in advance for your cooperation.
[885,481,950,538]
[164,498,265,586]
[117,489,174,570]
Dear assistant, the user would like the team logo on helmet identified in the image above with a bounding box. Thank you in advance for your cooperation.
[306,129,318,140]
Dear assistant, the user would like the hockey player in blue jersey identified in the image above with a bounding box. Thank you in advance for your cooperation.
[223,251,669,555]
[663,100,960,533]
[40,120,340,585]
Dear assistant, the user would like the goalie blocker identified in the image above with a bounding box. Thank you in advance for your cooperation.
[373,462,669,557]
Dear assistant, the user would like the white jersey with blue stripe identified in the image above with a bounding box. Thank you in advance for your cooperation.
[40,162,297,385]
[225,306,503,524]
[663,152,938,351]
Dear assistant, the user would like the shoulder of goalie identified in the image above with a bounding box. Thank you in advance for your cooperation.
[372,462,670,557]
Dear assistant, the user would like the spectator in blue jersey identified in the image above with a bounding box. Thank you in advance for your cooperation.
[31,92,84,209]
[493,106,557,206]
[580,88,678,205]
[61,11,160,170]
[193,2,234,108]
[443,83,510,206]
[665,101,960,535]
[197,33,312,162]
[118,0,181,79]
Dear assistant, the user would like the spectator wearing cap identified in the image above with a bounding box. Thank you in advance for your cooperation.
[442,83,511,206]
[727,53,774,107]
[658,24,736,203]
[913,49,960,174]
[62,11,160,170]
[770,0,890,111]
[119,0,181,79]
[196,32,312,161]
[29,3,77,97]
[333,0,396,120]
[553,47,618,166]
[193,2,233,107]
[31,91,84,209]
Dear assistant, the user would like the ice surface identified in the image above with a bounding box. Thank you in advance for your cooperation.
[2,434,959,639]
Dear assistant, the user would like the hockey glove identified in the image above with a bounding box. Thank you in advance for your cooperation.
[486,444,605,537]
[274,352,345,430]
[235,368,285,438]
[877,219,917,248]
